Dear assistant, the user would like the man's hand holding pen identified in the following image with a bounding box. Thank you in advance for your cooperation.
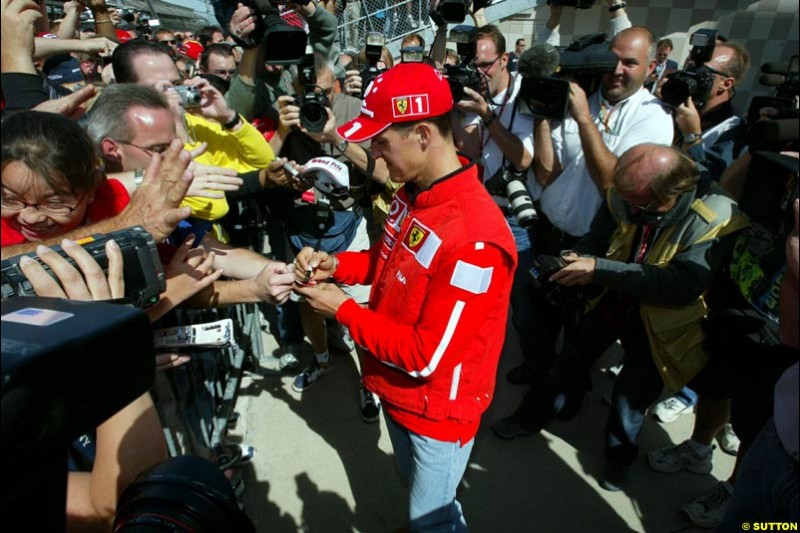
[293,247,339,286]
[293,247,348,319]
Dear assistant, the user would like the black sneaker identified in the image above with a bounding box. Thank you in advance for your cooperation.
[360,387,381,423]
[600,461,628,492]
[292,359,334,392]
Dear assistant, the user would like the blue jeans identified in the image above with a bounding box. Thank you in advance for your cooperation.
[383,411,474,532]
[720,418,799,530]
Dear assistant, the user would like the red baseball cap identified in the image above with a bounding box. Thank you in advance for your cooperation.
[337,63,454,143]
[179,39,204,61]
[115,28,134,44]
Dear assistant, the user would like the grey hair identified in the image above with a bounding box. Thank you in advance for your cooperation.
[87,83,170,146]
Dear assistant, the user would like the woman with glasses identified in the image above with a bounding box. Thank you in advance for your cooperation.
[1,111,130,246]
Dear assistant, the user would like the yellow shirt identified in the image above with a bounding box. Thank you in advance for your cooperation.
[181,113,274,221]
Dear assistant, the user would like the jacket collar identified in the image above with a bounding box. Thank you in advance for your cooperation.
[405,155,477,207]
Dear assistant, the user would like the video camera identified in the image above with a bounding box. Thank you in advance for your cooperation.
[444,25,485,102]
[660,29,719,108]
[484,165,538,228]
[517,33,618,120]
[0,226,166,309]
[1,297,154,530]
[358,33,388,99]
[1,297,255,532]
[295,53,331,133]
[211,0,307,65]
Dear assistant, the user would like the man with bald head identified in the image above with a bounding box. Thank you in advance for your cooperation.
[511,144,748,491]
[493,27,674,439]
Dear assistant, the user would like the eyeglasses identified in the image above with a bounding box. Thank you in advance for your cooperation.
[704,65,733,79]
[474,55,501,72]
[1,186,83,216]
[160,40,177,45]
[118,141,171,158]
[211,69,238,77]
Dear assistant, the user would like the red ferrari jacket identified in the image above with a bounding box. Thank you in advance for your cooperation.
[334,160,517,443]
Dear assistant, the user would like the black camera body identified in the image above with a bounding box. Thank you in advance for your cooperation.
[661,29,718,108]
[445,25,485,102]
[528,254,583,308]
[484,166,538,228]
[296,54,331,133]
[1,297,155,530]
[0,226,166,308]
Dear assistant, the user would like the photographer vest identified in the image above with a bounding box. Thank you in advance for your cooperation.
[601,185,749,391]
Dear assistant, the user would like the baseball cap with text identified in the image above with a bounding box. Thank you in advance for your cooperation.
[337,63,454,143]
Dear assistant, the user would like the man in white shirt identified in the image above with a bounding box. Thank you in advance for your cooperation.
[493,26,674,439]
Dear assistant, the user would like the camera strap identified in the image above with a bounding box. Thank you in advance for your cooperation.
[481,74,518,152]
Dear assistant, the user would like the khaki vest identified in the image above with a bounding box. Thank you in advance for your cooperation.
[603,186,750,391]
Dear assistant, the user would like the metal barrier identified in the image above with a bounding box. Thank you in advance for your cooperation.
[336,0,433,50]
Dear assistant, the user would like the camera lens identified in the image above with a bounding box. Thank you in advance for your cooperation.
[300,101,327,133]
[114,456,254,533]
[661,74,696,106]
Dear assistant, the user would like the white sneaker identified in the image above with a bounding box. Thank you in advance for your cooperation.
[327,323,355,353]
[647,440,713,474]
[682,481,733,528]
[652,396,693,423]
[716,423,740,456]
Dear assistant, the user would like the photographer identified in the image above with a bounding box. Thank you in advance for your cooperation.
[493,27,674,429]
[270,54,389,418]
[512,145,748,492]
[670,39,751,184]
[223,0,341,122]
[111,39,275,241]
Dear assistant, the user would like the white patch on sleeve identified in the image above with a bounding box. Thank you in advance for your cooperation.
[450,261,493,294]
[475,242,485,250]
[449,363,462,400]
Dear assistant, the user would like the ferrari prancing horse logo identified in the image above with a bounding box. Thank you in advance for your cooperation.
[408,226,425,248]
[396,98,408,115]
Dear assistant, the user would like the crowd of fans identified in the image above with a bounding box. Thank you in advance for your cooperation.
[1,0,797,530]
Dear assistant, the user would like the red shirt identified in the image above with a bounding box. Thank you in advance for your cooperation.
[1,178,130,247]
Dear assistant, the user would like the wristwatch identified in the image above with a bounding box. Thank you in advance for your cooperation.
[608,1,627,12]
[133,168,145,188]
[683,132,702,145]
[481,110,496,128]
[334,139,349,153]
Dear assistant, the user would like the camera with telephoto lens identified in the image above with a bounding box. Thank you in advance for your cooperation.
[358,33,387,99]
[660,29,719,108]
[444,25,485,102]
[484,164,538,228]
[295,53,330,133]
[517,32,618,120]
[174,85,202,109]
[0,226,166,308]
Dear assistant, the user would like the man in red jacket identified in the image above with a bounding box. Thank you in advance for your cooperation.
[293,63,517,532]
